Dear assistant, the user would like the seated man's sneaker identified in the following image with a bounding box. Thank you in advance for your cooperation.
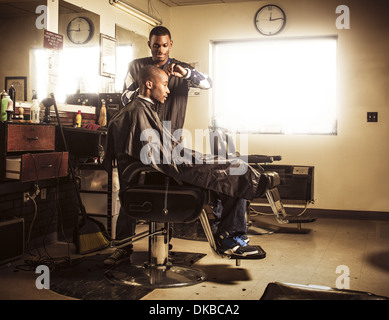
[238,233,250,243]
[104,248,132,266]
[216,232,258,256]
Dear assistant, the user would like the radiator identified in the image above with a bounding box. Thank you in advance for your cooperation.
[258,165,314,203]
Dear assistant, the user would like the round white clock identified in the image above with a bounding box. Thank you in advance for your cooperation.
[254,5,286,36]
[67,17,94,44]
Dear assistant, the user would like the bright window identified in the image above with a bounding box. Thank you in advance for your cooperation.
[57,46,100,102]
[32,46,99,102]
[211,36,338,134]
[31,44,133,102]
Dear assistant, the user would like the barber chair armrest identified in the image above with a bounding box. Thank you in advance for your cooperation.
[264,171,281,189]
[247,155,282,164]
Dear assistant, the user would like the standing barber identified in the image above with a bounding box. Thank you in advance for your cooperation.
[104,26,212,266]
[121,26,212,133]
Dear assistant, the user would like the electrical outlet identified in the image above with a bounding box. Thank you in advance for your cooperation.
[23,192,30,202]
[367,112,378,122]
[41,188,46,200]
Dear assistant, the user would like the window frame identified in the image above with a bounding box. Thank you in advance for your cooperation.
[210,35,338,135]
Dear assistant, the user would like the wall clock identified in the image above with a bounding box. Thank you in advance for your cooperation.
[254,5,286,36]
[67,17,94,44]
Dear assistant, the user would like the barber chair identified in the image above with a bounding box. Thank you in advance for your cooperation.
[105,161,267,289]
[106,162,207,288]
[209,129,317,231]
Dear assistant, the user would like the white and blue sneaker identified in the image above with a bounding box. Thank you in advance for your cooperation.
[216,232,258,256]
[238,234,250,243]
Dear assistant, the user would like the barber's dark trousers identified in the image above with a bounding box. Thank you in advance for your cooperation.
[115,177,137,251]
[115,207,136,241]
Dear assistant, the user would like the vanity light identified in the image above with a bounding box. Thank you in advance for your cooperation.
[109,0,161,26]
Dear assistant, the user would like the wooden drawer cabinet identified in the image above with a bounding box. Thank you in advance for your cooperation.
[6,124,55,152]
[1,122,67,181]
[6,152,68,182]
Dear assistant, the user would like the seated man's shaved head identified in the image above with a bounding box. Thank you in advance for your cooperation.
[138,65,170,104]
[138,65,167,87]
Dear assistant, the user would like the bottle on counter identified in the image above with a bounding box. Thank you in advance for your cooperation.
[6,99,13,121]
[30,95,40,124]
[98,99,107,127]
[1,92,10,122]
[41,90,51,123]
[75,110,82,127]
[8,85,16,119]
[19,107,24,119]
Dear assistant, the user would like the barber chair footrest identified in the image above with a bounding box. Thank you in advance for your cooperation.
[218,245,266,260]
[277,215,317,231]
[278,215,317,224]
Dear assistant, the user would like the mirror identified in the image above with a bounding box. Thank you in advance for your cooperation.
[116,24,149,60]
[0,1,149,104]
[0,1,95,101]
[114,25,149,92]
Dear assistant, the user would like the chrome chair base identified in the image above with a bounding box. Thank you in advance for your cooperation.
[105,263,207,289]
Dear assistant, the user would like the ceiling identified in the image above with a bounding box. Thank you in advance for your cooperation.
[158,0,260,6]
[0,0,260,17]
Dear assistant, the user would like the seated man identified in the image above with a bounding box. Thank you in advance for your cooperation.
[104,65,268,256]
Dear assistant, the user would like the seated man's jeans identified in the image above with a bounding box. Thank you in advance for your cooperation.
[212,195,247,236]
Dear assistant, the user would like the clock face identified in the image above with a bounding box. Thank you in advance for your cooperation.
[254,5,286,36]
[67,17,93,44]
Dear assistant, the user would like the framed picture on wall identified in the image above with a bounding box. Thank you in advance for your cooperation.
[100,33,117,78]
[5,76,27,101]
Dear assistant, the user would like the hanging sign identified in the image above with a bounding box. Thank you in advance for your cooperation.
[43,29,63,50]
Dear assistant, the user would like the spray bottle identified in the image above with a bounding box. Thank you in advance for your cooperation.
[8,85,16,119]
[75,110,82,127]
[98,99,107,127]
[1,91,10,122]
[30,91,40,123]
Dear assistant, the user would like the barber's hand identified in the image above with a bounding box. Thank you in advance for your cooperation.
[164,63,188,78]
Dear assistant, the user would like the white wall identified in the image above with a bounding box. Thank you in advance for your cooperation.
[168,0,389,213]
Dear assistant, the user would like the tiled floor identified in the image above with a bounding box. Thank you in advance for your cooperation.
[1,215,389,300]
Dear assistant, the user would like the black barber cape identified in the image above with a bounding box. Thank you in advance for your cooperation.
[104,97,266,200]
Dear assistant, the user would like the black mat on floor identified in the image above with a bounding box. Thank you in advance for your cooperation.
[50,251,206,300]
